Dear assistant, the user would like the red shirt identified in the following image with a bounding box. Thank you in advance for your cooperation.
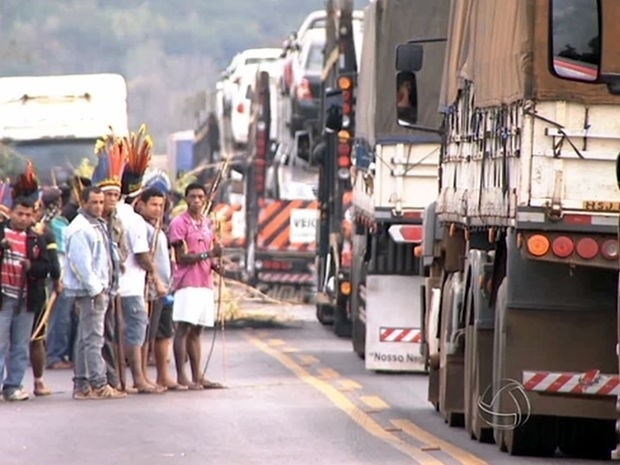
[1,227,27,299]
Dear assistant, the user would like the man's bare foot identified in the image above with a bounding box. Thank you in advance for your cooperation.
[199,378,225,389]
[158,378,188,391]
[34,380,52,396]
[143,376,158,387]
[135,382,165,394]
[47,360,74,370]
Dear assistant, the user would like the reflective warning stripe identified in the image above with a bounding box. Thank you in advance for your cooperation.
[257,272,314,284]
[522,370,620,396]
[388,225,423,243]
[379,327,422,343]
[257,200,318,252]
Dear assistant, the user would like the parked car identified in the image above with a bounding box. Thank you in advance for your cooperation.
[227,48,282,147]
[221,48,281,121]
[280,9,364,95]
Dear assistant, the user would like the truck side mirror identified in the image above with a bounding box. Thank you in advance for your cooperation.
[396,43,424,72]
[396,71,418,126]
[245,85,254,100]
[324,88,343,133]
[548,0,600,83]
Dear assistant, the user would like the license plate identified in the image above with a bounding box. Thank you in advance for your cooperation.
[582,201,620,212]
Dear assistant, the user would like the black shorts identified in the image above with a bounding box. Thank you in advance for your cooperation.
[147,300,174,340]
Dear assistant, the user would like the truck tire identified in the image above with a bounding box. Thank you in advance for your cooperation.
[558,418,616,460]
[350,234,366,358]
[463,263,494,443]
[316,303,334,325]
[333,298,352,338]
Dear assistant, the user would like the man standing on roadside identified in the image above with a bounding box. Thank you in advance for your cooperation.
[115,126,166,394]
[64,185,126,400]
[91,143,129,391]
[138,180,185,391]
[45,186,75,371]
[0,196,53,401]
[168,182,224,390]
[89,134,129,390]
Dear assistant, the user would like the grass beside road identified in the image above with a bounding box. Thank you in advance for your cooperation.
[214,277,310,328]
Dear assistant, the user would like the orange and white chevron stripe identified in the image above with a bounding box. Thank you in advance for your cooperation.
[257,199,318,252]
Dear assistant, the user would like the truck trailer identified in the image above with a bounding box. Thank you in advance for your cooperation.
[348,0,449,372]
[402,0,619,458]
[0,73,128,184]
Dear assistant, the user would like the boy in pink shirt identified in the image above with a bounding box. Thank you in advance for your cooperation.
[168,183,223,390]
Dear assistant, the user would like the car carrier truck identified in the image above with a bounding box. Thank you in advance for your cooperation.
[402,0,620,459]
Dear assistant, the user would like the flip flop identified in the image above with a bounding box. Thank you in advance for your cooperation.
[166,384,189,391]
[185,383,203,391]
[200,380,226,390]
[137,384,165,394]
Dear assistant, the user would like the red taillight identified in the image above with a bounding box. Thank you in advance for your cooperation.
[263,260,293,270]
[551,236,574,258]
[575,237,598,260]
[236,102,245,113]
[296,78,312,100]
[601,239,618,260]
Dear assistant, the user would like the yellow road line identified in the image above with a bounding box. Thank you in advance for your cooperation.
[298,355,319,366]
[391,419,489,465]
[268,338,286,347]
[338,379,362,391]
[281,346,299,353]
[317,367,340,380]
[245,333,445,465]
[360,395,390,411]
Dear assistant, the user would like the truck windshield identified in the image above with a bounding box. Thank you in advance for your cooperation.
[4,139,96,185]
[551,0,600,80]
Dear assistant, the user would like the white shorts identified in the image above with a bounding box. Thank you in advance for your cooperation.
[172,287,215,327]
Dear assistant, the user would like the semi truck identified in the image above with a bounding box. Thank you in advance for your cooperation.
[401,0,619,459]
[347,0,449,371]
[206,65,319,301]
[0,73,128,184]
[312,0,359,337]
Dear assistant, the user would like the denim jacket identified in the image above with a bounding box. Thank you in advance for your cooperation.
[63,211,112,298]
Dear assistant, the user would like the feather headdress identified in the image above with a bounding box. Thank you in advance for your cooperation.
[121,124,152,197]
[141,168,171,195]
[11,160,40,203]
[91,132,126,192]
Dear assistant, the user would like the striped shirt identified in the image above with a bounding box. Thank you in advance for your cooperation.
[1,228,27,299]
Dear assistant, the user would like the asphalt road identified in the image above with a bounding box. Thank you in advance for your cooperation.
[0,304,610,465]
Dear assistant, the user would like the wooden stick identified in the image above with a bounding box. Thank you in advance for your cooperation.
[31,291,57,342]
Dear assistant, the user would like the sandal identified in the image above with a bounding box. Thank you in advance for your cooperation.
[137,384,166,394]
[200,379,225,389]
[166,384,189,391]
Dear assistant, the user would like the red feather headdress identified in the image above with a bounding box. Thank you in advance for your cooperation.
[91,132,126,192]
[121,124,152,196]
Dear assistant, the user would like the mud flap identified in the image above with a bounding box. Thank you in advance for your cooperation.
[364,275,427,372]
